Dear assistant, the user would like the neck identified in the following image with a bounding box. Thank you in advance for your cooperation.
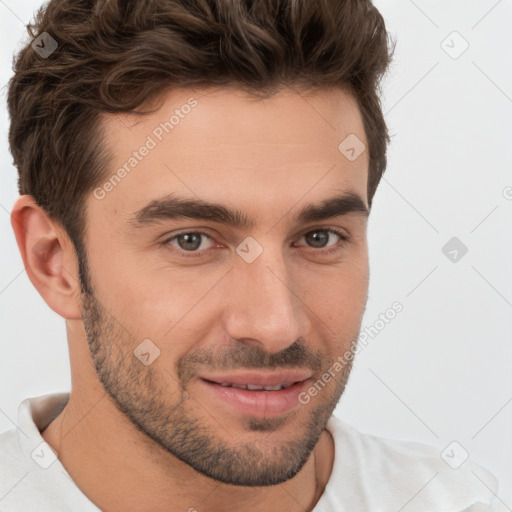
[41,389,334,512]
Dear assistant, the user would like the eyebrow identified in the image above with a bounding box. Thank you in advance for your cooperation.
[129,191,369,230]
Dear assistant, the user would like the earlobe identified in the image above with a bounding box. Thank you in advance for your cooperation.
[10,195,82,320]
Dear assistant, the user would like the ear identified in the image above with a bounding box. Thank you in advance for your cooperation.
[10,195,82,319]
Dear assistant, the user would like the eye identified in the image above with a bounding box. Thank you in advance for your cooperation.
[164,230,215,253]
[162,227,348,259]
[294,228,348,253]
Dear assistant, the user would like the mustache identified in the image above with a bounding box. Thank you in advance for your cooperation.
[177,338,328,384]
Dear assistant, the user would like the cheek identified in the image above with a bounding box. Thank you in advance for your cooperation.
[92,256,227,348]
[297,247,369,304]
[86,224,368,347]
[294,253,369,343]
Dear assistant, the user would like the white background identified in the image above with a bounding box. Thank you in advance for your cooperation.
[1,0,511,507]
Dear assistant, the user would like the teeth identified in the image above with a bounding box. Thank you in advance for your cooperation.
[218,382,295,391]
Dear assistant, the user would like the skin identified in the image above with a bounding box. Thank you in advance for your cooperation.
[11,85,370,512]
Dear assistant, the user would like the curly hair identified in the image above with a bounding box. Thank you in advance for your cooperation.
[7,0,394,254]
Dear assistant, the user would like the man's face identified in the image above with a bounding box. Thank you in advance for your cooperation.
[80,86,369,486]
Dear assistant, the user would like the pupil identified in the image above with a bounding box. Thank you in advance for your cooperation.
[179,233,202,251]
[306,231,328,248]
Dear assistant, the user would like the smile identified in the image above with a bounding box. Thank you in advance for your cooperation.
[216,382,295,391]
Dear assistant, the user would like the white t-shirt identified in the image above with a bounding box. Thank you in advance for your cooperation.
[0,393,500,511]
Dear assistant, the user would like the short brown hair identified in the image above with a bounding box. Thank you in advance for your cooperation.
[8,0,394,256]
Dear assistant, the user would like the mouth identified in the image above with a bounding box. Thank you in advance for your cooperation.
[208,382,295,391]
[197,370,312,418]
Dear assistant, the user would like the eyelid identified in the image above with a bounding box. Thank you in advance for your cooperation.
[294,225,349,242]
[292,227,348,251]
[161,226,349,257]
[162,229,216,248]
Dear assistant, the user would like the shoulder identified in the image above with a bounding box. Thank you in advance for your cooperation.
[0,395,99,512]
[323,416,499,511]
[0,426,27,483]
[0,426,35,508]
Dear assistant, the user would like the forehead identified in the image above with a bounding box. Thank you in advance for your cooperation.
[93,86,369,222]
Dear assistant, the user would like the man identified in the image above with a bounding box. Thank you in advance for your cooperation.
[0,0,499,510]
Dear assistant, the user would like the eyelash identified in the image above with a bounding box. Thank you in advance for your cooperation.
[162,228,349,258]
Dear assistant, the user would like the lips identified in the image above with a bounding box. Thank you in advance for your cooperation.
[198,370,312,389]
[198,377,311,417]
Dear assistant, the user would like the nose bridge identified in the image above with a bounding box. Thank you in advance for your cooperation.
[224,240,309,353]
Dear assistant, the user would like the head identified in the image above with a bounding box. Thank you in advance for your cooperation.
[8,0,394,487]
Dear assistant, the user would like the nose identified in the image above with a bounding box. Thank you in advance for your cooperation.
[222,243,311,354]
